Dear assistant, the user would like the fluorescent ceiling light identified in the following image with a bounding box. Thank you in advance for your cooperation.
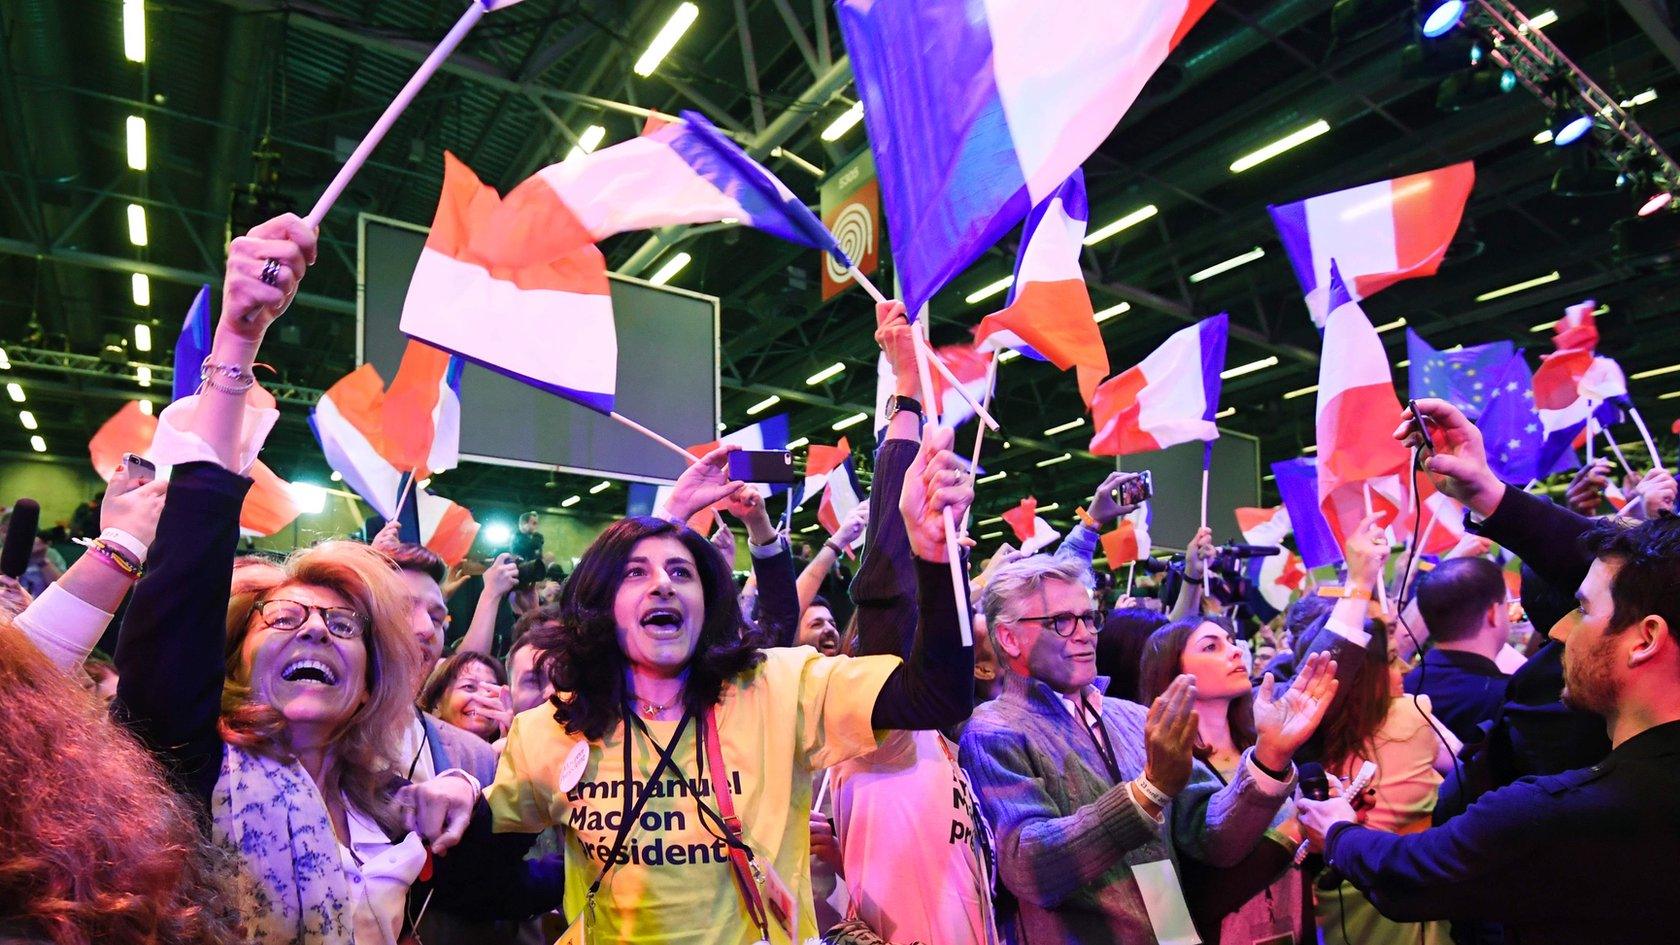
[1632,363,1680,381]
[0,347,9,369]
[977,471,1007,485]
[1622,88,1658,108]
[965,276,1014,305]
[125,115,147,170]
[1043,418,1085,437]
[589,481,612,494]
[1035,453,1072,468]
[134,323,151,352]
[1037,502,1061,513]
[6,383,24,403]
[1084,204,1159,246]
[122,0,145,62]
[565,124,607,162]
[980,530,1004,540]
[561,495,581,508]
[126,204,148,246]
[806,362,846,385]
[1373,317,1407,334]
[30,435,46,453]
[1475,271,1560,303]
[137,399,152,416]
[801,523,822,533]
[1094,302,1131,323]
[1215,406,1235,419]
[832,412,869,431]
[1188,247,1265,283]
[1531,303,1607,332]
[1518,9,1557,31]
[1397,359,1410,368]
[1303,444,1318,454]
[977,516,1004,527]
[999,348,1021,362]
[1229,120,1330,173]
[648,251,691,285]
[132,273,150,306]
[1220,356,1279,380]
[820,101,864,142]
[1282,384,1318,400]
[746,394,781,415]
[1533,129,1554,144]
[19,410,37,430]
[1660,390,1680,401]
[633,2,699,77]
[136,365,151,387]
[786,436,810,450]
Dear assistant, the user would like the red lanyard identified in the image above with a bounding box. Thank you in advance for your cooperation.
[702,706,772,942]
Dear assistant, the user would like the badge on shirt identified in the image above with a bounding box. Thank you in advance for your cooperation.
[558,740,591,794]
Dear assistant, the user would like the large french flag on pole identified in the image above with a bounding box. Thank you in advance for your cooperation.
[837,0,1214,314]
[1269,161,1475,326]
[974,171,1109,405]
[401,152,616,412]
[481,110,849,268]
[1315,264,1413,544]
[1088,314,1228,456]
[311,364,406,520]
[381,339,464,479]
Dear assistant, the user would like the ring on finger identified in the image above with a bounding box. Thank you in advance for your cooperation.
[259,257,284,288]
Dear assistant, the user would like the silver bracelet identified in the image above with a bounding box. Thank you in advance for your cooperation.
[200,358,256,395]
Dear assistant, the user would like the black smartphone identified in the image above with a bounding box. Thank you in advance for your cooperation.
[1114,470,1153,507]
[121,452,157,484]
[728,449,798,484]
[1406,401,1436,457]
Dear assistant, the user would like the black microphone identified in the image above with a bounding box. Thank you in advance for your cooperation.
[1216,543,1281,558]
[1297,762,1346,891]
[1,498,40,579]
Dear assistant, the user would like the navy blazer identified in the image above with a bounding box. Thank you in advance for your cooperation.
[1326,719,1680,945]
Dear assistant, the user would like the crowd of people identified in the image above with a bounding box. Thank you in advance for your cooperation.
[2,212,1678,945]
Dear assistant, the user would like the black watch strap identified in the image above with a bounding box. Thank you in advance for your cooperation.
[885,394,924,423]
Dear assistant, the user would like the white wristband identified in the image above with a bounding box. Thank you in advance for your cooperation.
[99,527,149,565]
[1132,776,1172,808]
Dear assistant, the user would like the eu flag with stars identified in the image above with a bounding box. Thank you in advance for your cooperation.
[1476,351,1571,485]
[1407,330,1515,422]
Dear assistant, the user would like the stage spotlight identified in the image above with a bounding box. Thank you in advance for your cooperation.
[1553,113,1594,146]
[1640,192,1673,217]
[1422,0,1466,37]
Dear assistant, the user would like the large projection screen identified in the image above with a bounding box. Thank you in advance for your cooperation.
[1113,430,1262,551]
[359,215,719,484]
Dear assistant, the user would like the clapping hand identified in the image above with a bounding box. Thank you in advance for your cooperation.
[1143,674,1200,798]
[1252,652,1339,772]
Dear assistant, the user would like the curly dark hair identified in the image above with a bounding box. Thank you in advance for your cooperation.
[529,516,764,740]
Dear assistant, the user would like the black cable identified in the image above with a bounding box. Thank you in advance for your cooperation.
[1395,450,1466,796]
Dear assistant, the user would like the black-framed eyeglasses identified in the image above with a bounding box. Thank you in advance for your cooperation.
[1010,610,1101,638]
[255,598,367,640]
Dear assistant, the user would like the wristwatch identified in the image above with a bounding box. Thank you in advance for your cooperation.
[884,394,924,425]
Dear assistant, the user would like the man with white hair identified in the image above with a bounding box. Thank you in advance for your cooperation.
[959,554,1338,945]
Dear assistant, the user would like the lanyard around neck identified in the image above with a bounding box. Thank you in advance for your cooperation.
[1079,694,1123,784]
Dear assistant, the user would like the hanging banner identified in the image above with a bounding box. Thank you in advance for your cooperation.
[819,150,880,300]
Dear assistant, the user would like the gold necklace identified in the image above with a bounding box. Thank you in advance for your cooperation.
[631,693,676,719]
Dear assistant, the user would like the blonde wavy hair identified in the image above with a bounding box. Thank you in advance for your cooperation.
[221,541,421,836]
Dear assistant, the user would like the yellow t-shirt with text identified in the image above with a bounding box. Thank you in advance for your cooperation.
[486,646,900,945]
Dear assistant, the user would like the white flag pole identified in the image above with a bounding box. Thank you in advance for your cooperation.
[847,266,1000,431]
[909,307,976,647]
[304,2,490,229]
[959,356,1000,538]
[1362,482,1392,615]
[1628,406,1665,472]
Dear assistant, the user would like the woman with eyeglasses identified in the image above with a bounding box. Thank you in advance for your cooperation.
[114,214,470,945]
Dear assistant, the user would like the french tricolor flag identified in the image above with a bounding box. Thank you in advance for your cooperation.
[381,339,464,479]
[392,472,481,568]
[974,171,1109,405]
[1101,503,1152,568]
[1088,314,1228,456]
[401,152,616,412]
[837,0,1214,313]
[817,455,865,549]
[478,110,850,270]
[1533,300,1624,474]
[1315,264,1413,545]
[1002,496,1061,555]
[873,344,995,437]
[1235,506,1305,616]
[798,439,851,510]
[1269,161,1475,326]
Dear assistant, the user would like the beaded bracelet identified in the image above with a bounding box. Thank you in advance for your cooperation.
[83,540,143,580]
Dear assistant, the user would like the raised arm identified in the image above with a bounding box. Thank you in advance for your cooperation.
[115,213,315,805]
[723,489,800,646]
[457,553,518,657]
[867,427,975,730]
[796,502,867,614]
